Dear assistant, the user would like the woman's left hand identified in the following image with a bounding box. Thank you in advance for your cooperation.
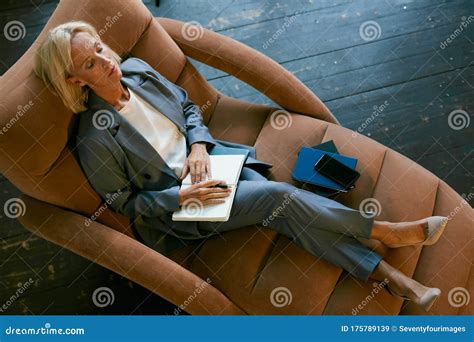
[180,143,212,184]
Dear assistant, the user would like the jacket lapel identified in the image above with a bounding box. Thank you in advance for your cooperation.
[120,76,186,130]
[87,87,180,181]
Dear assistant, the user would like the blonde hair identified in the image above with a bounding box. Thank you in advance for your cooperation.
[34,21,122,113]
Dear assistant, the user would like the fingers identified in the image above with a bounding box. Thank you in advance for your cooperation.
[192,179,226,188]
[206,157,212,179]
[202,190,232,200]
[180,161,189,180]
[190,160,197,183]
[202,189,232,205]
[203,199,226,205]
[191,160,206,183]
[200,160,206,183]
[184,179,231,206]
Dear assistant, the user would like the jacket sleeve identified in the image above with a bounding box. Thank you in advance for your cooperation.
[76,136,181,219]
[136,58,216,148]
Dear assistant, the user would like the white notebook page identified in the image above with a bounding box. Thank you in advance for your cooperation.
[172,155,245,221]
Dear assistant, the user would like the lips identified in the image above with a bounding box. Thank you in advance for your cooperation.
[108,65,115,76]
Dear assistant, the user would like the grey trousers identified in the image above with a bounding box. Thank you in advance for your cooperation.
[195,167,383,282]
[136,166,383,282]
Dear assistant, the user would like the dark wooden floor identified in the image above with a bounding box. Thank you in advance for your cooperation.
[1,0,473,314]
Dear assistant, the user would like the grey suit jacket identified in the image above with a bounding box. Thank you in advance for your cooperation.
[74,57,272,241]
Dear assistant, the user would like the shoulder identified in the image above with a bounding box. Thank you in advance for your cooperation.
[73,109,111,152]
[119,57,161,76]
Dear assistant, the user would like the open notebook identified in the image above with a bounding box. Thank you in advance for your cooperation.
[172,154,246,221]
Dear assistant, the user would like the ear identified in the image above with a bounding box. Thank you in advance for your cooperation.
[67,75,86,87]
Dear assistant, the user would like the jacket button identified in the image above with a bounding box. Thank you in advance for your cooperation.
[144,173,151,180]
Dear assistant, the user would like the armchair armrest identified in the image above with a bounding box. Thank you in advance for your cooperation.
[157,17,340,125]
[17,194,244,315]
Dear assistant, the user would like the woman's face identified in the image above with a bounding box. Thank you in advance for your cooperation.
[67,31,121,89]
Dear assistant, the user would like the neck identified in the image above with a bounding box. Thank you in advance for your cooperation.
[92,81,129,110]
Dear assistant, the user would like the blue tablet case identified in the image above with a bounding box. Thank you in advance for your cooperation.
[292,144,358,192]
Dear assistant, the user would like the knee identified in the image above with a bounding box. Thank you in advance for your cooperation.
[266,181,301,202]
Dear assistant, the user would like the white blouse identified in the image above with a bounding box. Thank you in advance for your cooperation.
[119,88,187,177]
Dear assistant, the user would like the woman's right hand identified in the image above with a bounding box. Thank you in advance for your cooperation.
[178,179,232,206]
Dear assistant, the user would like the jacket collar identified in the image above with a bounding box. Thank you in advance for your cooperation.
[84,71,185,181]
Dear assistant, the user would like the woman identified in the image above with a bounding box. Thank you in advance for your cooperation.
[35,21,447,312]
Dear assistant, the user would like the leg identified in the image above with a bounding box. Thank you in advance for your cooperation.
[239,166,268,181]
[198,180,382,281]
[287,220,383,282]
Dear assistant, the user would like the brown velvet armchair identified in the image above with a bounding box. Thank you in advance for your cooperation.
[0,0,472,315]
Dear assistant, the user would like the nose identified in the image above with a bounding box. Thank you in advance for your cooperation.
[104,59,113,70]
[99,56,113,69]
